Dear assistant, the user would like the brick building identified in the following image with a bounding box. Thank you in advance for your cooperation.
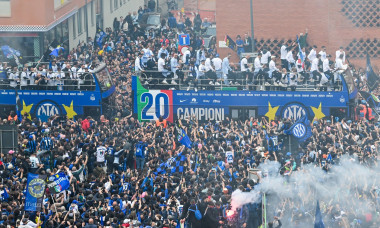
[215,0,380,69]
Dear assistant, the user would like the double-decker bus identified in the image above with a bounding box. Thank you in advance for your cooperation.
[0,63,115,121]
[132,69,357,122]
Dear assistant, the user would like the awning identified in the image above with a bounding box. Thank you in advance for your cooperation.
[0,8,77,32]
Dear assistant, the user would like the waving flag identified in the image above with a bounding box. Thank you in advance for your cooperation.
[224,35,236,51]
[25,173,46,211]
[360,91,380,114]
[1,45,22,66]
[2,187,9,201]
[49,46,64,57]
[284,115,312,142]
[296,35,305,68]
[177,127,192,148]
[46,172,70,194]
[1,45,21,59]
[95,29,106,47]
[155,152,187,175]
[314,201,325,228]
[366,54,380,92]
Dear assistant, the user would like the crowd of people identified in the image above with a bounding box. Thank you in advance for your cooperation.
[0,4,379,228]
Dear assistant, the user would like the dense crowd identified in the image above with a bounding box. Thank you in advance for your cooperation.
[0,5,379,228]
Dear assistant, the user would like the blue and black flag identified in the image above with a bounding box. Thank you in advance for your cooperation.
[225,35,236,51]
[25,173,46,211]
[284,115,312,142]
[16,89,22,121]
[155,152,187,175]
[366,54,379,92]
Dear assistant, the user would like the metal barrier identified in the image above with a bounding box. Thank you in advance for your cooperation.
[0,78,97,91]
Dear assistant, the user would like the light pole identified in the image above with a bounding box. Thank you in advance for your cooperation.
[250,0,255,52]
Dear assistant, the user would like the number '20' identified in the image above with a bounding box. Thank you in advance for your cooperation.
[141,93,169,120]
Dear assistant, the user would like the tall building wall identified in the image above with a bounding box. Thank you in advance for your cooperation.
[216,0,380,69]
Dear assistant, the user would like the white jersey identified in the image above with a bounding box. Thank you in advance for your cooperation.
[225,151,234,164]
[96,146,107,162]
[30,156,40,168]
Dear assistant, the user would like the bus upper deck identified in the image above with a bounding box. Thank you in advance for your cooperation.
[0,63,115,121]
[132,68,357,122]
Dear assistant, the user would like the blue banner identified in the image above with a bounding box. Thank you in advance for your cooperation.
[25,173,46,211]
[177,127,192,148]
[285,115,312,142]
[46,172,70,194]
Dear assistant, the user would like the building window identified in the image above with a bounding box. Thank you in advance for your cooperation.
[0,0,11,17]
[72,15,76,38]
[91,1,94,26]
[114,0,118,10]
[78,9,83,34]
[110,0,113,12]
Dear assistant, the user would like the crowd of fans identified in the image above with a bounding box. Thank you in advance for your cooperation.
[0,4,379,228]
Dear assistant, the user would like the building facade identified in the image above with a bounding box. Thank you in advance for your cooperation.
[215,0,379,68]
[0,0,141,62]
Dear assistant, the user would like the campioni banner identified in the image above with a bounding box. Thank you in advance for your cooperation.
[47,172,70,194]
[25,173,46,211]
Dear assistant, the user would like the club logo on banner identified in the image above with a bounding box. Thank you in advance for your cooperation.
[292,123,306,138]
[25,173,46,211]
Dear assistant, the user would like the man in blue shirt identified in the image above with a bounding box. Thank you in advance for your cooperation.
[236,35,245,56]
[135,139,148,170]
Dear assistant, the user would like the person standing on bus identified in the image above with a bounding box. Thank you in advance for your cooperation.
[334,53,347,91]
[269,56,281,86]
[254,53,263,86]
[323,54,333,88]
[311,54,322,91]
[212,54,223,85]
[135,52,144,74]
[8,66,18,88]
[222,54,234,85]
[158,53,174,85]
[335,47,346,64]
[20,67,28,90]
[261,48,271,66]
[280,42,288,69]
[240,55,249,86]
[198,59,207,88]
[170,53,179,80]
[196,46,206,66]
[286,49,295,71]
[205,54,218,86]
[186,62,198,92]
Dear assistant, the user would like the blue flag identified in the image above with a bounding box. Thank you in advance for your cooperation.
[25,173,46,211]
[46,172,70,193]
[0,70,7,80]
[1,45,21,59]
[366,54,379,92]
[314,201,325,228]
[96,29,106,47]
[296,35,304,66]
[2,187,9,201]
[155,152,187,175]
[284,115,312,142]
[177,127,192,148]
[49,46,64,57]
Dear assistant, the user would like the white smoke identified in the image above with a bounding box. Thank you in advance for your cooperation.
[230,155,380,226]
